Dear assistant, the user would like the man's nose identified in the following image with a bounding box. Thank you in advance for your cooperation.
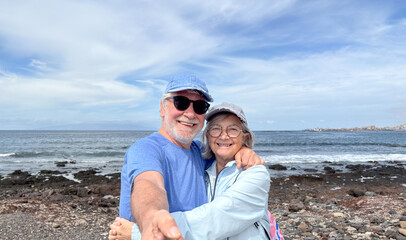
[183,103,196,117]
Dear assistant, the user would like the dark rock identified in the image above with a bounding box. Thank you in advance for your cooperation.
[75,170,111,185]
[268,164,287,170]
[24,192,43,198]
[88,184,119,197]
[388,210,397,215]
[288,199,305,212]
[39,170,64,175]
[93,197,118,208]
[290,175,323,184]
[346,164,369,173]
[106,172,121,180]
[347,189,365,197]
[42,175,76,188]
[385,228,398,238]
[61,186,90,197]
[55,161,68,167]
[324,166,336,174]
[350,223,363,230]
[9,170,31,178]
[74,169,98,179]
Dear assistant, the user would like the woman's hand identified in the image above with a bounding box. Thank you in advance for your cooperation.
[109,217,134,240]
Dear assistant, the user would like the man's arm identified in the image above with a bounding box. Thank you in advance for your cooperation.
[131,171,182,239]
[234,146,265,169]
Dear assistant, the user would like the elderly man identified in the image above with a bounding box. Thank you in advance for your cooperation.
[118,74,263,239]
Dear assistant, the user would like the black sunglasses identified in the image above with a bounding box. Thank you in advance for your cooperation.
[170,96,210,115]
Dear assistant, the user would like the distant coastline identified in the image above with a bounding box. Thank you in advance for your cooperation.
[305,123,406,131]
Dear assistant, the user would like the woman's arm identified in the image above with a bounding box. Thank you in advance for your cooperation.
[172,165,270,239]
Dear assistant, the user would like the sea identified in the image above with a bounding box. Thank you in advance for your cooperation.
[0,130,405,179]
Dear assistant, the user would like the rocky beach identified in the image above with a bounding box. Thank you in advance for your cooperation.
[1,161,405,240]
[269,162,406,239]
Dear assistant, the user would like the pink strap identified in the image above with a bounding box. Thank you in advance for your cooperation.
[267,210,284,240]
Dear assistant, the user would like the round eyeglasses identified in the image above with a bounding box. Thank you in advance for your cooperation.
[208,126,243,138]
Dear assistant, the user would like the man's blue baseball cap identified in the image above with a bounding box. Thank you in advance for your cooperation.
[165,74,213,102]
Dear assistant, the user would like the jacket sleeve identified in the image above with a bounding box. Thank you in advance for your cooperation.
[171,165,270,240]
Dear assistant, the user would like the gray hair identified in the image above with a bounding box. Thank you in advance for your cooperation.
[201,112,254,160]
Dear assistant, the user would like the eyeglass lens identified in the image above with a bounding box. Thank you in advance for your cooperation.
[172,96,210,114]
[209,126,242,138]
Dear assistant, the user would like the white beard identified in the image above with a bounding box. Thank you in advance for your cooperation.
[163,116,200,146]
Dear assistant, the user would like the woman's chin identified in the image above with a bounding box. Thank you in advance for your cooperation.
[214,152,236,162]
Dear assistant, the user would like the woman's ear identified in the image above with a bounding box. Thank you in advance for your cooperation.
[243,133,249,144]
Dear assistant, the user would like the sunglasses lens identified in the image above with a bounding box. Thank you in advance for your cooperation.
[173,96,190,111]
[193,100,210,114]
[172,96,209,114]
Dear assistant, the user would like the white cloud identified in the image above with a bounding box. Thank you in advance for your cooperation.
[28,59,50,71]
[0,74,147,109]
[0,0,405,129]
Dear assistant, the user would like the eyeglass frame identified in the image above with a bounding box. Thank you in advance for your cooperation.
[208,125,245,138]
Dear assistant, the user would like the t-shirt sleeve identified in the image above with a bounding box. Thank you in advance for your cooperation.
[125,138,164,187]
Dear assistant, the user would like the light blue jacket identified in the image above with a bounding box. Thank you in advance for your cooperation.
[132,161,271,240]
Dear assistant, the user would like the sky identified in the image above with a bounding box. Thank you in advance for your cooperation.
[1,0,406,131]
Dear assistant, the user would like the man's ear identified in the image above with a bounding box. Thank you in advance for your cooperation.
[160,102,165,118]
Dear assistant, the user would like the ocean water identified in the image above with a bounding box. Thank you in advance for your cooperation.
[254,131,406,177]
[0,130,405,178]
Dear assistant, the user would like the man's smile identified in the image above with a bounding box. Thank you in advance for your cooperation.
[178,120,198,127]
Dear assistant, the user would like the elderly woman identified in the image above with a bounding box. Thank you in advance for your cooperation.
[110,102,283,240]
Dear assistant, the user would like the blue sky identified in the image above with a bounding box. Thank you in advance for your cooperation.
[1,0,405,130]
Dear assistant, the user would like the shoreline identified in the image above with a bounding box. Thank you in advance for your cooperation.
[1,162,405,239]
[1,159,404,181]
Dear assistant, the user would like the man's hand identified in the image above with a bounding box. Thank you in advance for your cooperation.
[131,171,182,239]
[235,147,264,170]
[141,210,183,240]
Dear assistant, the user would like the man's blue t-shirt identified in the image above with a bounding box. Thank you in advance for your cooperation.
[119,132,209,222]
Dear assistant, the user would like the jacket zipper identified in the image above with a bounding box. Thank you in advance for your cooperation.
[210,167,227,202]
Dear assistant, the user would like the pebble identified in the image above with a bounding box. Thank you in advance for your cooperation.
[400,228,406,236]
[333,212,345,218]
[272,194,406,239]
[347,226,357,233]
[288,199,305,212]
[365,191,377,196]
[298,221,309,231]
